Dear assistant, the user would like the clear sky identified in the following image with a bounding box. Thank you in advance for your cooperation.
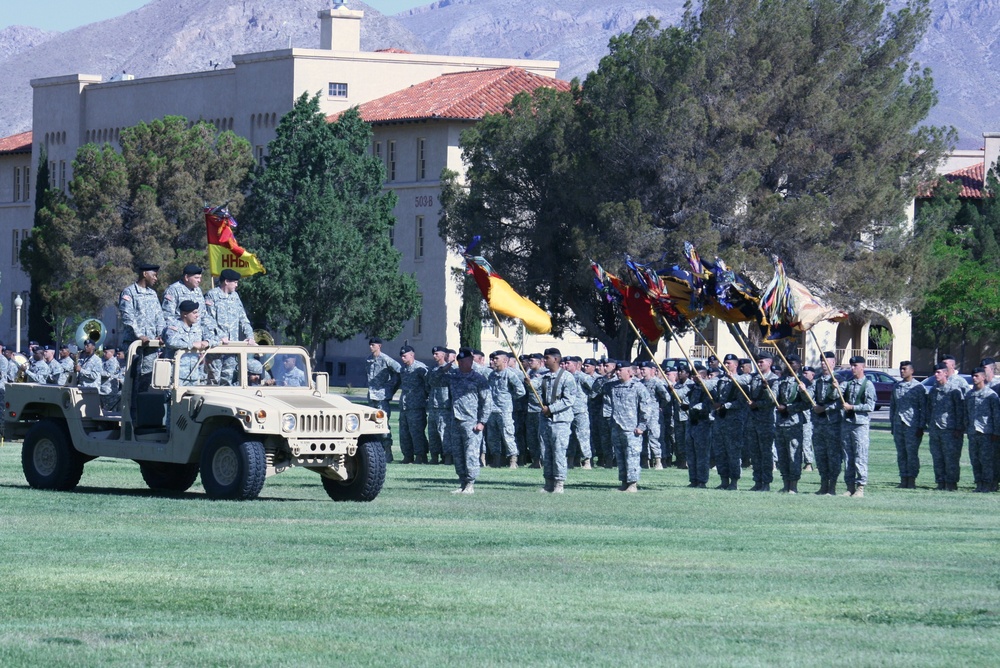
[1,1,429,31]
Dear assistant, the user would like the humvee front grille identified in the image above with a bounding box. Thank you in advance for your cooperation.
[298,413,343,434]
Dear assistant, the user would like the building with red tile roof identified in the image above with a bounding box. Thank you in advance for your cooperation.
[0,131,32,155]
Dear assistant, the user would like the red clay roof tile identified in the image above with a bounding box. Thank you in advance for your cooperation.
[0,131,32,154]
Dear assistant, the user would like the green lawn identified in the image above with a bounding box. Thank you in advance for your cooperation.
[0,425,997,666]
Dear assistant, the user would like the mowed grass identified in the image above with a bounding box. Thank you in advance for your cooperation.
[0,424,998,667]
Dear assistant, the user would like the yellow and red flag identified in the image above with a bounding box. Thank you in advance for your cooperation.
[205,205,266,277]
[466,250,551,335]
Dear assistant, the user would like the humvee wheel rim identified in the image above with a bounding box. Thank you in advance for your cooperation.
[33,438,59,477]
[211,447,240,487]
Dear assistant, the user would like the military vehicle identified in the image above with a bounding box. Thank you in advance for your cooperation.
[4,341,388,501]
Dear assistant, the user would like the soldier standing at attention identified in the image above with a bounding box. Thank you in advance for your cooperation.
[568,357,595,469]
[711,353,751,490]
[889,360,926,489]
[56,345,75,386]
[672,362,693,471]
[981,357,1000,392]
[606,360,651,492]
[448,348,489,494]
[841,355,877,497]
[398,345,430,464]
[536,348,579,493]
[524,352,548,468]
[365,336,401,464]
[926,362,966,491]
[773,355,811,494]
[965,367,1000,493]
[161,264,206,325]
[426,346,453,465]
[119,263,166,393]
[685,365,715,488]
[800,365,816,472]
[639,360,670,470]
[811,351,843,495]
[594,359,620,468]
[202,268,255,386]
[746,351,778,491]
[486,350,525,468]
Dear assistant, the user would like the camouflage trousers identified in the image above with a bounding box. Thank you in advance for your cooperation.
[775,423,804,482]
[398,409,429,460]
[812,419,843,482]
[968,432,994,488]
[841,422,870,488]
[802,419,815,465]
[526,412,542,463]
[661,418,675,460]
[451,418,483,484]
[611,426,643,484]
[712,415,743,481]
[928,427,963,485]
[747,417,775,484]
[539,419,572,482]
[568,411,592,462]
[685,419,712,485]
[592,411,613,462]
[892,423,923,479]
[486,411,518,459]
[427,408,451,457]
[513,409,526,457]
[642,411,662,461]
[673,420,688,465]
[100,391,121,414]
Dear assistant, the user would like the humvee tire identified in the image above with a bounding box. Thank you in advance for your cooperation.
[321,436,386,502]
[139,461,200,493]
[22,419,85,491]
[199,428,266,500]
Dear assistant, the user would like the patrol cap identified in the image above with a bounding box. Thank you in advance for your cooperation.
[973,366,986,375]
[369,337,383,345]
[137,262,159,272]
[219,268,241,282]
[849,355,865,365]
[583,358,598,367]
[543,347,561,357]
[529,352,544,360]
[456,347,473,360]
[179,300,198,314]
[432,345,448,354]
[723,353,738,362]
[980,357,996,367]
[183,264,203,276]
[247,359,264,375]
[933,362,948,371]
[754,351,772,361]
[400,345,415,355]
[785,353,801,363]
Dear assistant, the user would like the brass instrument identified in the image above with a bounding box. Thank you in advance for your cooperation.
[75,318,108,350]
[253,329,275,369]
[12,353,29,382]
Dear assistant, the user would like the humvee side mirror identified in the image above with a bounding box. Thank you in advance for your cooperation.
[313,372,329,395]
[151,359,174,389]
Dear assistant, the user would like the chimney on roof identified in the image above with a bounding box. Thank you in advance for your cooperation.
[984,132,1000,175]
[318,3,363,51]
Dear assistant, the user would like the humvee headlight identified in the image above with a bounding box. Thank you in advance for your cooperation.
[281,413,297,432]
[255,409,267,422]
[345,414,360,433]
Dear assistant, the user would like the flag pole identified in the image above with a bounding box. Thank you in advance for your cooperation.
[764,330,816,407]
[726,321,780,408]
[653,313,715,400]
[683,318,753,405]
[621,315,683,404]
[807,328,848,406]
[490,310,545,411]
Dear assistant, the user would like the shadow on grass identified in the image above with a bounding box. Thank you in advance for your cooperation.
[0,482,321,503]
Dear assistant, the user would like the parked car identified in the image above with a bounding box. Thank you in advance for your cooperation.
[835,369,898,410]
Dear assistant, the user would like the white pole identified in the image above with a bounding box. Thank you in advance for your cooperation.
[14,294,23,353]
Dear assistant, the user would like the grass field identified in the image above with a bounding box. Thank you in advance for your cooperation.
[1,424,998,667]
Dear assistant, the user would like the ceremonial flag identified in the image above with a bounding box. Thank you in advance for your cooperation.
[624,256,687,333]
[205,205,266,278]
[761,256,847,339]
[590,261,664,344]
[465,240,551,335]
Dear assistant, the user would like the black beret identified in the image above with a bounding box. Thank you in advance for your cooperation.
[219,268,241,282]
[490,350,509,359]
[179,300,198,314]
[59,343,70,350]
[934,362,948,371]
[940,354,956,362]
[639,360,656,369]
[369,337,383,345]
[899,360,913,368]
[603,358,618,367]
[675,362,689,372]
[446,348,456,355]
[400,345,414,355]
[849,355,865,365]
[738,358,751,365]
[83,339,96,347]
[723,353,738,362]
[802,366,815,373]
[981,357,996,366]
[456,347,473,360]
[473,350,484,357]
[824,351,837,359]
[973,366,986,375]
[138,262,159,272]
[432,345,447,354]
[529,352,544,360]
[785,353,801,363]
[708,354,719,362]
[755,351,773,361]
[183,264,203,276]
[694,361,706,370]
[583,358,598,366]
[543,347,561,357]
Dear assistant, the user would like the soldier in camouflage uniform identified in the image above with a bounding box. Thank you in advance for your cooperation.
[426,346,453,465]
[24,348,51,384]
[448,348,489,494]
[365,336,401,463]
[524,353,548,468]
[773,355,811,493]
[711,353,751,490]
[605,361,651,492]
[486,350,525,468]
[841,355,877,497]
[685,366,715,487]
[965,367,999,492]
[746,352,778,491]
[672,363,693,471]
[639,360,671,469]
[889,360,926,489]
[593,359,619,468]
[811,352,844,495]
[161,264,206,325]
[536,348,580,493]
[568,357,595,469]
[398,345,430,464]
[513,354,530,464]
[101,347,122,412]
[119,263,166,395]
[926,362,966,491]
[800,365,816,472]
[164,301,217,386]
[202,268,254,386]
[55,345,75,386]
[74,340,104,391]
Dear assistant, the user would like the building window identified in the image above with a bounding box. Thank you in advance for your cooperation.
[24,166,30,201]
[415,216,424,259]
[12,230,19,264]
[14,167,21,201]
[49,161,56,188]
[388,223,395,247]
[414,312,422,337]
[337,362,347,377]
[328,82,348,98]
[374,141,382,164]
[10,293,17,328]
[59,160,66,191]
[417,138,426,180]
[256,145,265,167]
[388,141,396,181]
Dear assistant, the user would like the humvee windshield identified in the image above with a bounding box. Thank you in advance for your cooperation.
[171,347,311,389]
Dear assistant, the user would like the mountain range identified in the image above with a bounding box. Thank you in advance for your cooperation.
[1,0,996,148]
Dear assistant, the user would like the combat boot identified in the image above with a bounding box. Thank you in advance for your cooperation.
[909,477,918,489]
[897,477,907,488]
[664,456,673,466]
[946,482,958,491]
[749,481,763,492]
[383,444,394,463]
[935,481,945,490]
[653,458,663,470]
[827,479,837,496]
[853,484,864,498]
[779,480,790,493]
[816,478,829,495]
[603,459,615,469]
[443,454,454,465]
[430,453,440,465]
[621,482,638,493]
[540,478,554,493]
[530,461,541,469]
[760,483,770,492]
[676,457,688,470]
[461,482,475,495]
[553,481,565,494]
[508,456,518,469]
[581,458,592,470]
[715,477,730,490]
[401,455,414,464]
[726,480,738,491]
[789,481,798,494]
[415,454,428,464]
[451,482,467,494]
[842,482,855,496]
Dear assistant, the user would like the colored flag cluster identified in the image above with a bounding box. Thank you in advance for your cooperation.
[465,238,552,335]
[205,205,266,278]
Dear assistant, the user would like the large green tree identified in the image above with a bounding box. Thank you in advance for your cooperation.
[21,117,253,343]
[440,0,954,357]
[239,93,420,363]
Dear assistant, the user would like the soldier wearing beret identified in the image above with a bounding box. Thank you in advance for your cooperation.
[426,345,453,465]
[841,355,877,497]
[773,354,811,493]
[926,361,966,491]
[164,300,217,385]
[535,348,580,493]
[711,353,751,490]
[605,360,652,491]
[365,336,401,463]
[638,360,670,469]
[812,351,844,495]
[162,264,207,326]
[567,357,594,469]
[486,350,525,468]
[889,360,925,489]
[203,268,255,386]
[523,352,548,468]
[746,351,778,491]
[119,263,166,392]
[448,347,489,494]
[398,345,430,464]
[965,367,999,492]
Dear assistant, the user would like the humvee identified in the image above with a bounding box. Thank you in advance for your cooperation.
[3,341,388,501]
